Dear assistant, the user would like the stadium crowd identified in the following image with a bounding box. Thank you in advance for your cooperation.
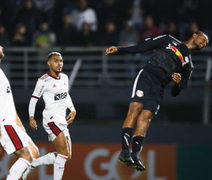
[0,0,211,48]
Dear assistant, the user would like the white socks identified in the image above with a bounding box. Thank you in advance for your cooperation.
[54,154,68,180]
[30,152,68,180]
[32,152,57,167]
[6,158,30,180]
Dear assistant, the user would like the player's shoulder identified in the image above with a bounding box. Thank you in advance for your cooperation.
[166,34,182,44]
[39,73,49,81]
[60,72,68,79]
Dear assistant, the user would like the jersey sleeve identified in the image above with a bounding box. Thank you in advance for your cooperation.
[117,34,169,54]
[32,78,45,99]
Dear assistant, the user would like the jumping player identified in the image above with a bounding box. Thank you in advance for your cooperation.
[0,45,39,180]
[24,52,76,180]
[105,31,209,171]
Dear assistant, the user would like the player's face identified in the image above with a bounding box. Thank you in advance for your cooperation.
[48,55,63,73]
[0,46,5,59]
[193,33,209,51]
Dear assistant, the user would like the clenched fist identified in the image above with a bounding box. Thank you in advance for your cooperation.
[105,46,118,55]
[172,73,181,84]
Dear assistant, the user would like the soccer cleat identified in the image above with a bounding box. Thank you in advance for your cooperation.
[118,150,134,166]
[22,165,35,180]
[131,153,145,172]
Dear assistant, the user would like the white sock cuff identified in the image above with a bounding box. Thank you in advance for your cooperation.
[19,158,31,167]
[58,154,68,160]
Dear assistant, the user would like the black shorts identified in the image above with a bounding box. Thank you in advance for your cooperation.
[130,69,164,116]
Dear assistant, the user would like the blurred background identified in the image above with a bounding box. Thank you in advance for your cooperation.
[0,0,212,180]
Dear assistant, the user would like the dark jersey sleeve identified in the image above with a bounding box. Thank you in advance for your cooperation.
[117,34,169,54]
[171,83,182,96]
[180,63,193,89]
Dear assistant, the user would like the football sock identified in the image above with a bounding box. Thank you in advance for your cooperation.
[32,152,58,167]
[6,158,30,180]
[122,128,133,151]
[54,154,68,180]
[132,136,145,155]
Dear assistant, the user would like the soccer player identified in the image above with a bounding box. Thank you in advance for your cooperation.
[105,31,209,171]
[25,52,76,180]
[0,45,39,180]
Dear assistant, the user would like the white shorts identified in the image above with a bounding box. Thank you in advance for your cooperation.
[0,122,29,155]
[43,122,71,142]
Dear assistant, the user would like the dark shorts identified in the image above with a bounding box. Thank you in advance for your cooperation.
[130,69,164,116]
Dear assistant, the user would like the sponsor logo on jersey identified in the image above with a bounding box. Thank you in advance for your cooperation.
[136,90,144,97]
[166,44,189,66]
[53,84,57,88]
[54,92,67,101]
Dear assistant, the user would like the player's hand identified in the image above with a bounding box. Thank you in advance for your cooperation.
[67,111,76,125]
[172,73,181,84]
[0,46,5,58]
[105,46,118,55]
[29,117,38,131]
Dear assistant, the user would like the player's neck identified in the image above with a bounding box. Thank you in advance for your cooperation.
[48,70,60,78]
[183,40,194,51]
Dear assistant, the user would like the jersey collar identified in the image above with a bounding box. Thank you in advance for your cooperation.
[47,72,61,80]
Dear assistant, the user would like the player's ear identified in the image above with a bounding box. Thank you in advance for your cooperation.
[47,60,50,67]
[192,33,197,39]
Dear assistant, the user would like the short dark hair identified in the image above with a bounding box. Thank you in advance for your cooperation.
[194,31,209,42]
[47,52,62,60]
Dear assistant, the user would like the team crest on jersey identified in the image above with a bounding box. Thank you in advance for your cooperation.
[166,44,189,66]
[136,90,144,97]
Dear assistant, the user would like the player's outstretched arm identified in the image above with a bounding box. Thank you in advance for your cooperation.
[105,46,118,55]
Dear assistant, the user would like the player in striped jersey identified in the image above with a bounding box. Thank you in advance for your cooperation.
[0,46,39,180]
[23,52,76,180]
[105,32,209,171]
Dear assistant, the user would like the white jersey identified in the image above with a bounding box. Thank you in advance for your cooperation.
[31,72,74,125]
[0,69,16,123]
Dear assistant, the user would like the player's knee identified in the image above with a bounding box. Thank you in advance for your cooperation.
[138,116,152,129]
[33,149,40,159]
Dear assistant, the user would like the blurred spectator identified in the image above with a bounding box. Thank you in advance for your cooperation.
[99,21,119,46]
[11,23,28,46]
[164,21,180,39]
[139,15,162,42]
[76,22,96,47]
[32,0,56,30]
[71,0,98,32]
[130,0,144,30]
[0,24,10,47]
[96,0,131,32]
[0,0,24,36]
[57,14,77,47]
[33,22,56,48]
[0,8,7,27]
[16,0,41,45]
[184,21,199,40]
[119,20,139,46]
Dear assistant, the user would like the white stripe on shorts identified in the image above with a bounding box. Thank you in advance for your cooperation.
[131,69,143,98]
